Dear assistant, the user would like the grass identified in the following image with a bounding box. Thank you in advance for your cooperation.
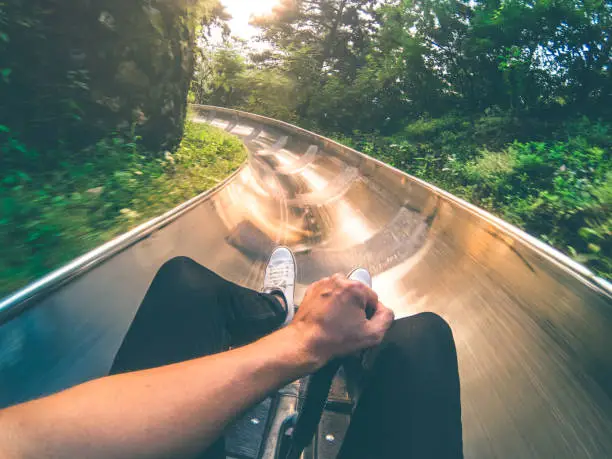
[0,121,246,297]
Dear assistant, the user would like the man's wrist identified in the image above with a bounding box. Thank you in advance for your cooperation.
[272,325,326,375]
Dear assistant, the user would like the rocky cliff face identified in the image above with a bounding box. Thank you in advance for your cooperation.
[1,0,205,153]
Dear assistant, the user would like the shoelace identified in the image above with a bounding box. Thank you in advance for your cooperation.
[267,264,293,288]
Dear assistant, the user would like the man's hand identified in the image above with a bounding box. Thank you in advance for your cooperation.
[289,273,395,369]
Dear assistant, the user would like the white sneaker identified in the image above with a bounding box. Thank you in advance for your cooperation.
[347,267,372,288]
[263,246,296,325]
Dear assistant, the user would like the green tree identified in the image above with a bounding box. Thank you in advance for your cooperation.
[0,0,227,161]
[190,41,298,120]
[192,44,248,107]
[251,0,379,116]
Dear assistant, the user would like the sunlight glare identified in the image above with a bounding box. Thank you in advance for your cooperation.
[220,0,280,39]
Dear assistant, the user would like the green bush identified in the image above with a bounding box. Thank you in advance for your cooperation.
[0,121,246,297]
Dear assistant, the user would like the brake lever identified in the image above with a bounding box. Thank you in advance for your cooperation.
[284,358,342,459]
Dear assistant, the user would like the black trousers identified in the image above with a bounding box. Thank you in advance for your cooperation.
[110,257,463,459]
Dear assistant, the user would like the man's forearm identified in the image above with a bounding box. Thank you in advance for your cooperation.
[0,325,319,459]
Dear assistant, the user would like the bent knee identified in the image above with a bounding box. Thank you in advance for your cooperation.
[158,256,199,276]
[154,256,210,288]
[389,312,454,346]
[414,312,452,335]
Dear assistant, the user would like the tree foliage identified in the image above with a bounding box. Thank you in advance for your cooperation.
[0,0,226,159]
[199,0,611,130]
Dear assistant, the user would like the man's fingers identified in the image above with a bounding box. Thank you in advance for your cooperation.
[366,303,395,343]
[339,277,378,309]
[350,282,377,307]
[359,283,379,310]
[316,272,380,317]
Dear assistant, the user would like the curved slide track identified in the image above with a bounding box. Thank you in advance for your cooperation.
[1,105,611,458]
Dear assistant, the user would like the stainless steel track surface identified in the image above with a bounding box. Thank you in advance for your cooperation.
[1,105,611,458]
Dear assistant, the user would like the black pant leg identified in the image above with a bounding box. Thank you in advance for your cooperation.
[338,312,463,459]
[108,256,286,459]
[110,256,286,374]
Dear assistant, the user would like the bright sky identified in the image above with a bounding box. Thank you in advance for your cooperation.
[220,0,280,39]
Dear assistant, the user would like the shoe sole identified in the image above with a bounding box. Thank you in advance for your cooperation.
[346,267,372,288]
